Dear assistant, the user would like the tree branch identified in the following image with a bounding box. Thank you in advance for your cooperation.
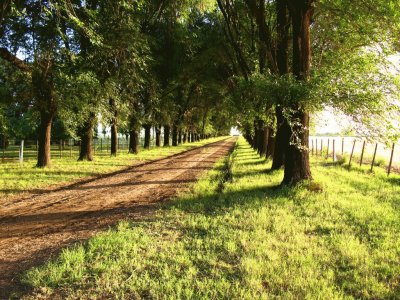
[0,48,31,72]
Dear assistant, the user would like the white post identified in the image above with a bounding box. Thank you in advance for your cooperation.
[19,140,24,164]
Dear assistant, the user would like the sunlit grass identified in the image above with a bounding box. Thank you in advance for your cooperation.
[20,137,400,299]
[0,137,227,197]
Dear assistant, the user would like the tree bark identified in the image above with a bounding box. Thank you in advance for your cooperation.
[129,114,140,154]
[163,125,170,146]
[0,134,8,149]
[259,124,268,157]
[272,107,290,169]
[266,128,275,159]
[129,130,139,154]
[78,113,95,161]
[178,129,182,144]
[277,0,290,75]
[37,111,54,167]
[183,131,187,143]
[271,0,290,169]
[282,0,313,185]
[144,124,151,149]
[33,64,56,168]
[155,125,161,147]
[109,98,118,156]
[172,124,178,146]
[253,120,259,151]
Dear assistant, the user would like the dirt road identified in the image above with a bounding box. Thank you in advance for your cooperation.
[0,137,236,298]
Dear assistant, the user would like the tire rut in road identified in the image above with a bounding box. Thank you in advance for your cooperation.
[0,137,237,298]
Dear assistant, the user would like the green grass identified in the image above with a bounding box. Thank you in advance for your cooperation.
[0,137,227,197]
[20,137,400,299]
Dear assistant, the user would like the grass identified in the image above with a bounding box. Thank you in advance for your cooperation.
[19,137,400,299]
[0,137,227,197]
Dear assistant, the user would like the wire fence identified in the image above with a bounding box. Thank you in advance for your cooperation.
[310,136,399,175]
[1,135,162,163]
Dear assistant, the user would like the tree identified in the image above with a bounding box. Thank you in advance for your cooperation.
[281,0,313,185]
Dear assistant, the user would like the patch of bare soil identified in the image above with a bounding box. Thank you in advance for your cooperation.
[0,138,236,299]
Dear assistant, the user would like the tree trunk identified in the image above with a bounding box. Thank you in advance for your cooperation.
[172,124,178,146]
[109,98,118,156]
[183,131,187,143]
[32,62,56,168]
[129,113,140,154]
[266,128,275,159]
[259,124,268,157]
[144,124,151,149]
[78,113,95,161]
[282,0,313,185]
[272,107,290,169]
[155,125,161,147]
[178,129,182,144]
[0,134,9,149]
[272,0,290,170]
[37,111,54,167]
[253,120,259,151]
[277,0,290,75]
[129,130,139,154]
[163,125,170,146]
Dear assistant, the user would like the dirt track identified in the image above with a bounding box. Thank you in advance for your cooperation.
[0,137,236,298]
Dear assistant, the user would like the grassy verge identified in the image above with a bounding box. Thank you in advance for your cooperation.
[0,137,227,197]
[20,137,400,299]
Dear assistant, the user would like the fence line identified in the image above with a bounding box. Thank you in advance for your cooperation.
[0,134,169,164]
[310,136,398,176]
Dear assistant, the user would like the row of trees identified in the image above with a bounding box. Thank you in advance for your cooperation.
[217,0,400,184]
[0,0,233,166]
[1,0,400,185]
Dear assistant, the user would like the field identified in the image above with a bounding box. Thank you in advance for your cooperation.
[0,137,226,197]
[19,137,400,299]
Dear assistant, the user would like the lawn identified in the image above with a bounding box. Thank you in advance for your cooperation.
[0,137,227,197]
[20,137,400,299]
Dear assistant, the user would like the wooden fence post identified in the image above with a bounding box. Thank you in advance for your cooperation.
[333,139,336,162]
[326,139,330,159]
[360,141,366,166]
[371,143,378,172]
[349,140,356,166]
[342,138,344,155]
[388,143,395,176]
[320,139,323,156]
[19,140,24,164]
[315,139,318,156]
[311,139,314,155]
[59,139,62,158]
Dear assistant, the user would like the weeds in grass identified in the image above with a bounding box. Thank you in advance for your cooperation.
[21,137,400,299]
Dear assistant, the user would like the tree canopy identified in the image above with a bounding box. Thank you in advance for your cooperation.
[1,0,399,184]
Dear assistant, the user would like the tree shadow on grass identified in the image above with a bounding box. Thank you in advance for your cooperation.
[167,183,294,216]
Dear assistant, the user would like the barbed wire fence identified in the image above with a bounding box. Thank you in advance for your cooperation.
[310,136,398,176]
